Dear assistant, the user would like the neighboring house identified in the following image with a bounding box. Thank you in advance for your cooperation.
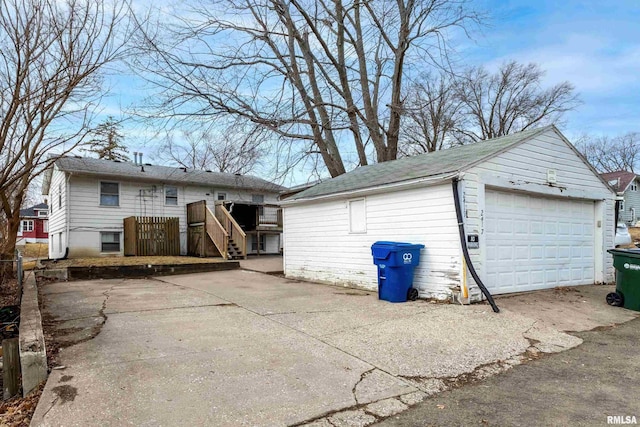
[17,203,49,245]
[42,156,285,259]
[600,171,640,225]
[282,125,615,304]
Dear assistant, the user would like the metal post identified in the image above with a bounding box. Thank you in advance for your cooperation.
[15,249,23,296]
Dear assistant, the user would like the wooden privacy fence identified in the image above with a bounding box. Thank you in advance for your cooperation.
[124,216,180,256]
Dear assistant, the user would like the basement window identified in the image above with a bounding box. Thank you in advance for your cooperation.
[165,186,178,205]
[100,232,121,252]
[349,198,367,233]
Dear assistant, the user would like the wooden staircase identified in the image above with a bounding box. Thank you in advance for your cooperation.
[186,200,247,259]
[227,238,244,260]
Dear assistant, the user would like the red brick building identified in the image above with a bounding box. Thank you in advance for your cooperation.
[17,203,49,244]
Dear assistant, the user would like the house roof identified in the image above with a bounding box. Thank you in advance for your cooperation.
[20,203,48,218]
[600,171,637,192]
[46,157,285,194]
[290,126,556,201]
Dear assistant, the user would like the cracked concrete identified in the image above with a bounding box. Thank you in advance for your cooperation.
[32,271,638,426]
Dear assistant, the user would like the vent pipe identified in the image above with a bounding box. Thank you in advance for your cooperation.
[139,152,143,165]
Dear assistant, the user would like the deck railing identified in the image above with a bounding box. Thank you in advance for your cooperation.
[258,205,282,227]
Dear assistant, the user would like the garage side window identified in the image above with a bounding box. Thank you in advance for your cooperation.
[349,198,366,233]
[100,182,119,206]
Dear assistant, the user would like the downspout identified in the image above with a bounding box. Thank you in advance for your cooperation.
[452,178,499,313]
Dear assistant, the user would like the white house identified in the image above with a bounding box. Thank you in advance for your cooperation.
[42,156,284,259]
[600,170,640,225]
[282,126,616,303]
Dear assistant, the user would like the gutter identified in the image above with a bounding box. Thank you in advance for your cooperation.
[280,172,461,206]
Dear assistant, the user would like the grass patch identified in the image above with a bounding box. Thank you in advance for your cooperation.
[16,243,48,259]
[43,256,228,269]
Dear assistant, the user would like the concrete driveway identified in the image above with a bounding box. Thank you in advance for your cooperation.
[32,270,638,426]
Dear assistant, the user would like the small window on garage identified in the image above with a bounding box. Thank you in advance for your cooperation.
[349,198,366,233]
[101,232,121,252]
[165,186,178,205]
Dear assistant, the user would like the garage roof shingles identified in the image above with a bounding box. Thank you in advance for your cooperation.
[55,157,285,193]
[292,126,552,200]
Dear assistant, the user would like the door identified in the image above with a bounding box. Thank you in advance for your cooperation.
[484,189,595,294]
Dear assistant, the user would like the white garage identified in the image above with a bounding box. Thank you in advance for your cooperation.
[282,126,616,304]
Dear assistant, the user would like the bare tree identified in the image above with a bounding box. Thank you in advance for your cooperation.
[577,132,640,173]
[455,61,580,143]
[133,0,481,178]
[83,116,130,161]
[154,124,264,175]
[400,72,462,155]
[0,0,131,277]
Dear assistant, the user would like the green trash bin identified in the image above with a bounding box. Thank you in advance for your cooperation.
[607,249,640,312]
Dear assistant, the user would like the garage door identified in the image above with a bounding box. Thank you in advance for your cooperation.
[484,189,595,294]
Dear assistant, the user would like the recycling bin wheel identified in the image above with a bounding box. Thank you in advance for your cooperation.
[606,292,624,307]
[407,288,419,301]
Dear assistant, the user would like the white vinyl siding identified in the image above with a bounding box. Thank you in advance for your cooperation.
[64,174,280,258]
[284,184,461,300]
[620,178,640,225]
[46,166,68,258]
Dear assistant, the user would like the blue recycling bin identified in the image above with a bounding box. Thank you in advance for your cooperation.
[371,241,425,303]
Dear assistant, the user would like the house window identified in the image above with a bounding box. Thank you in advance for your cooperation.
[165,186,178,205]
[100,182,119,206]
[217,192,227,201]
[632,183,638,192]
[251,234,266,252]
[100,232,121,252]
[620,200,625,211]
[38,210,47,217]
[349,199,366,233]
[43,220,49,233]
[58,184,62,209]
[21,220,34,232]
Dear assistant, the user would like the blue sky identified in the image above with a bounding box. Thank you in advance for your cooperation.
[99,0,640,183]
[461,0,640,139]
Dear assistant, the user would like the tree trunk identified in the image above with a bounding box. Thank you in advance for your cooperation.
[0,210,20,283]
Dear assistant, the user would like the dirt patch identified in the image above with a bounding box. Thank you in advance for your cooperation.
[42,256,227,269]
[0,381,45,427]
[0,278,20,307]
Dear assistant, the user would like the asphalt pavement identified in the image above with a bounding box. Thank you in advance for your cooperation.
[377,317,640,427]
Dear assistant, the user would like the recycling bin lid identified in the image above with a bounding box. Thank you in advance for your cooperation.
[372,241,425,248]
